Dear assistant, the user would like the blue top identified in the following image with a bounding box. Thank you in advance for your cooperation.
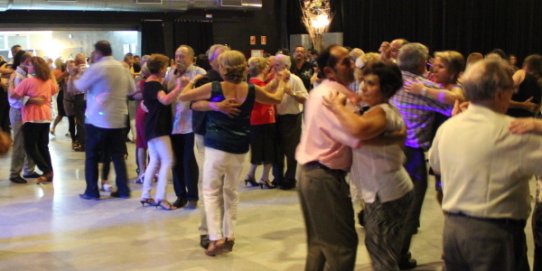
[204,81,255,154]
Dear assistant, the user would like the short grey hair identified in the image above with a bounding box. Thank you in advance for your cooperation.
[176,45,195,57]
[207,44,230,62]
[275,54,291,69]
[462,59,514,103]
[397,42,428,74]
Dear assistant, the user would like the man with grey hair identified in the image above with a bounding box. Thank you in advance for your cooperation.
[272,53,308,189]
[165,44,207,209]
[390,42,451,269]
[429,59,542,271]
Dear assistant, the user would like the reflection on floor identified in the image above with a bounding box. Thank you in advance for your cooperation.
[0,122,535,271]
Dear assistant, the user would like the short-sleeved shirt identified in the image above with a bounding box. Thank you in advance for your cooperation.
[143,81,172,141]
[205,81,255,154]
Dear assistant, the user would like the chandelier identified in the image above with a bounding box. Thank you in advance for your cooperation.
[300,0,333,52]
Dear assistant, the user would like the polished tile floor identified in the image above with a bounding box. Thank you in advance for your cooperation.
[0,122,536,271]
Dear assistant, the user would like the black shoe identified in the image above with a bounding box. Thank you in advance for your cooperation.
[10,176,28,184]
[399,255,417,270]
[279,179,297,190]
[200,234,210,249]
[79,193,100,200]
[23,172,41,179]
[357,210,365,227]
[110,191,130,199]
[173,197,188,208]
[185,200,198,209]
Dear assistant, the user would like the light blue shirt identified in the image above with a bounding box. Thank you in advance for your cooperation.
[75,56,135,129]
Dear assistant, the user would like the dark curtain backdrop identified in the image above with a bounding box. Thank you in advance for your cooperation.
[173,20,214,56]
[141,20,166,55]
[288,0,542,62]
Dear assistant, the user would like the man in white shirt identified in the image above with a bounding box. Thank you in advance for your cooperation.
[164,45,206,209]
[429,59,542,271]
[272,54,308,189]
[75,40,135,200]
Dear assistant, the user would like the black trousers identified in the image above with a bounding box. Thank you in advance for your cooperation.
[84,124,129,197]
[273,113,302,182]
[400,146,427,261]
[171,133,199,201]
[22,122,52,174]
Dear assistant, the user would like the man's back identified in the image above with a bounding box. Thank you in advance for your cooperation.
[430,104,542,220]
[76,56,135,129]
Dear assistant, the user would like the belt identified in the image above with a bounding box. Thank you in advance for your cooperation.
[304,161,346,177]
[445,212,526,227]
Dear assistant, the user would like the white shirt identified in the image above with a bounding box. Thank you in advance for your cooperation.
[276,73,308,115]
[165,65,207,134]
[75,56,135,129]
[350,104,413,203]
[8,67,29,109]
[429,104,542,220]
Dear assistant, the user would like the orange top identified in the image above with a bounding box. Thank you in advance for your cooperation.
[13,77,58,123]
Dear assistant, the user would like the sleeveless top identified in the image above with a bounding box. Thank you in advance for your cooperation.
[204,81,256,154]
[350,103,413,203]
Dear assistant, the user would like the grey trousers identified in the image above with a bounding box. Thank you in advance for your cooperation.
[9,107,35,178]
[298,166,357,271]
[443,214,529,271]
[365,192,413,271]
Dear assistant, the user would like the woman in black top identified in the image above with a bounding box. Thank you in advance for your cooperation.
[508,54,542,118]
[140,54,186,210]
[179,50,290,256]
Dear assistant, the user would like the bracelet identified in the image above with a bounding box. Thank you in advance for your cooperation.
[420,87,428,96]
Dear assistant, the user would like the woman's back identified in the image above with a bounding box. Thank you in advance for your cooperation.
[205,81,255,154]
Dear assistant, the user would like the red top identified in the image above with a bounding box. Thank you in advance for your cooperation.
[249,77,275,125]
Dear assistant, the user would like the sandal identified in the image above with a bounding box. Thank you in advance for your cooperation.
[205,239,225,256]
[156,200,177,211]
[140,198,156,207]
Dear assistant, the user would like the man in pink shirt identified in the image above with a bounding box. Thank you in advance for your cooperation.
[296,45,361,271]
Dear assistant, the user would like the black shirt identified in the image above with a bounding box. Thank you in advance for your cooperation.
[290,61,314,91]
[192,69,223,135]
[507,74,542,118]
[143,81,172,141]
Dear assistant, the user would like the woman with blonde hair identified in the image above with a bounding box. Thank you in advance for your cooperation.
[179,50,289,256]
[10,56,58,183]
[243,56,276,188]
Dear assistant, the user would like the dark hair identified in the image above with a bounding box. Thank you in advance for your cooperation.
[146,54,169,74]
[30,56,52,81]
[94,40,112,56]
[489,48,507,60]
[195,53,211,71]
[363,61,403,99]
[524,54,542,89]
[316,44,342,79]
[12,50,26,70]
